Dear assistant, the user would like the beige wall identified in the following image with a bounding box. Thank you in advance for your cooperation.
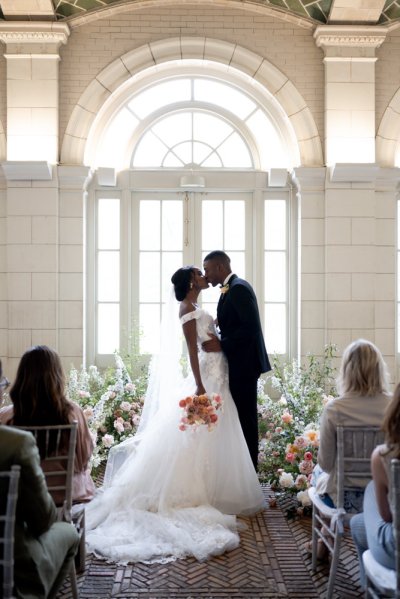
[0,6,400,383]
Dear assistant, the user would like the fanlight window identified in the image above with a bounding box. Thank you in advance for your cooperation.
[94,76,287,170]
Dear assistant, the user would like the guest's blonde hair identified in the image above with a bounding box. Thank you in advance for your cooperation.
[337,339,389,396]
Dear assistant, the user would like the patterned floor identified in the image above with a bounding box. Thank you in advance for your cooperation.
[56,485,364,599]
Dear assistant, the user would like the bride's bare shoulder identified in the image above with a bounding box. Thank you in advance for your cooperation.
[179,300,196,319]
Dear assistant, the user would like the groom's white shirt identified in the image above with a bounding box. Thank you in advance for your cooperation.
[222,273,234,286]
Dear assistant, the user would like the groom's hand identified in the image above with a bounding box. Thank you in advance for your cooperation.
[202,334,222,353]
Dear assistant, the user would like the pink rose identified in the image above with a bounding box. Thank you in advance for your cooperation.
[282,411,293,424]
[275,427,283,434]
[285,452,296,463]
[299,460,314,475]
[304,451,313,461]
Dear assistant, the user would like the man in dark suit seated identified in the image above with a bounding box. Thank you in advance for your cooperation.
[0,360,79,599]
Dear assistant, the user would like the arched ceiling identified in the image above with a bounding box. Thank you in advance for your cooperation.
[0,0,398,27]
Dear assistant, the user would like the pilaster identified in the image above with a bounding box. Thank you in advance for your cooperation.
[314,26,388,166]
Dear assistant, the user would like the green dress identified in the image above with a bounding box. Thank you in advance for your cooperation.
[0,425,79,599]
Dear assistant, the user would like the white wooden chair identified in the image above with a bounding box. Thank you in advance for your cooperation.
[308,425,384,599]
[0,465,20,599]
[14,422,80,599]
[363,458,400,598]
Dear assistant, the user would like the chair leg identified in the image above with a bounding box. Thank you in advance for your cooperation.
[75,525,86,574]
[69,562,79,599]
[326,530,342,599]
[311,506,318,571]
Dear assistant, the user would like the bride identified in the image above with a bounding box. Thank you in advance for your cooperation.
[85,266,265,564]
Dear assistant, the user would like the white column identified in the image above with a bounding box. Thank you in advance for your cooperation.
[58,166,92,372]
[291,167,326,360]
[314,26,387,166]
[0,23,69,164]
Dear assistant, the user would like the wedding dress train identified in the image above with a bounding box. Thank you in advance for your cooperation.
[85,308,265,564]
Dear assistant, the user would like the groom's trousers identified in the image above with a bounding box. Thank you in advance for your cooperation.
[228,371,259,471]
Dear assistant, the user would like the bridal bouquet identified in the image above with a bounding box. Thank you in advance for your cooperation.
[179,393,223,431]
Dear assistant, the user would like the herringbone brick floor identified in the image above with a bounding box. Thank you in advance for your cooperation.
[56,485,364,599]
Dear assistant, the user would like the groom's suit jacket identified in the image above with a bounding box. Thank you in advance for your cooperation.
[217,274,271,378]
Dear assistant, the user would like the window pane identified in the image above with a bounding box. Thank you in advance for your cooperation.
[265,200,286,250]
[98,251,119,302]
[228,252,245,278]
[162,252,182,302]
[246,109,285,168]
[193,141,212,165]
[163,152,184,167]
[193,113,232,147]
[201,152,222,167]
[140,304,160,354]
[98,303,119,354]
[194,79,256,119]
[162,201,182,251]
[225,201,245,250]
[265,252,286,302]
[98,109,138,168]
[140,253,160,302]
[129,80,191,119]
[153,113,191,147]
[202,200,223,249]
[171,141,192,166]
[133,131,168,167]
[265,303,286,354]
[98,199,120,250]
[217,132,252,167]
[140,201,160,250]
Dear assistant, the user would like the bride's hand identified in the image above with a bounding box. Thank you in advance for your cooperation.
[195,384,206,396]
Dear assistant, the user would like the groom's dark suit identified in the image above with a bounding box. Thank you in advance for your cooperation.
[217,274,271,470]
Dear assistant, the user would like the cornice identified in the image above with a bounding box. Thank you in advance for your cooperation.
[314,25,388,50]
[0,22,69,47]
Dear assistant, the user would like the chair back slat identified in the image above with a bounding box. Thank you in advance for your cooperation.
[336,426,384,509]
[0,465,21,599]
[13,422,77,521]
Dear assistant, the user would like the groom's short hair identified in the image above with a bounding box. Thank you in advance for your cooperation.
[204,250,231,268]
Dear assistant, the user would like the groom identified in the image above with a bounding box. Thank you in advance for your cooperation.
[202,250,271,471]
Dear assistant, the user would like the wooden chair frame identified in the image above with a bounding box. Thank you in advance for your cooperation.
[14,423,80,599]
[309,425,384,599]
[0,465,20,599]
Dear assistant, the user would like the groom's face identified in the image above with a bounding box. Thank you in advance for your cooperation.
[203,259,223,287]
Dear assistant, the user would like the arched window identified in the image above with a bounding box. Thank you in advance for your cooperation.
[86,67,298,366]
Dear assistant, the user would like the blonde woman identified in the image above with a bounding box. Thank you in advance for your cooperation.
[307,339,390,559]
[314,339,390,510]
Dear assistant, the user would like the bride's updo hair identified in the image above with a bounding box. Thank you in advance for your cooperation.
[171,266,194,301]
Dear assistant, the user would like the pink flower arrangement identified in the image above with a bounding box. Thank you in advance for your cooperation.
[179,393,223,431]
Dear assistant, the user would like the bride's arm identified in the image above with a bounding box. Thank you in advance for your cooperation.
[182,318,206,396]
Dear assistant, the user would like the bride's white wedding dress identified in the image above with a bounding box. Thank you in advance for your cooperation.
[85,307,265,564]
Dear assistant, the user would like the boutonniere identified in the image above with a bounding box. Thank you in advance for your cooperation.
[220,284,230,294]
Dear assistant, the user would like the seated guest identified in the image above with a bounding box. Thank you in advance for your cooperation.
[314,338,390,510]
[350,381,400,587]
[0,346,95,504]
[0,360,80,598]
[307,339,390,558]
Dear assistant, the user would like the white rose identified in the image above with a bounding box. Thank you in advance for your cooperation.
[120,401,131,412]
[102,434,114,448]
[279,472,295,488]
[278,396,287,406]
[297,490,311,507]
